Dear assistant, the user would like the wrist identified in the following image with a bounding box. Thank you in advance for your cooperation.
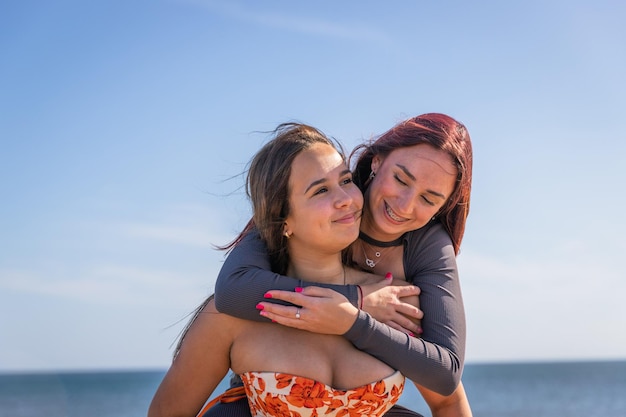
[356,285,364,309]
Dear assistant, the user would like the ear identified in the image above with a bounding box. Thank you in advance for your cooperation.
[371,155,382,174]
[283,223,292,239]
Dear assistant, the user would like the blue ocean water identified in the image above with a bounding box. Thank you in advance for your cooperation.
[1,360,625,417]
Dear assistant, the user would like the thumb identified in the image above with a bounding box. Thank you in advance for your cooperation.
[377,272,394,286]
[366,272,394,292]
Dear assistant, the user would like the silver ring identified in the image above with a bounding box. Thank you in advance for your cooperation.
[295,308,301,319]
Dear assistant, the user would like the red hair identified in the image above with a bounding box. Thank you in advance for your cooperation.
[351,113,473,254]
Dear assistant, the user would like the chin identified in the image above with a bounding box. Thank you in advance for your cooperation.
[340,233,359,248]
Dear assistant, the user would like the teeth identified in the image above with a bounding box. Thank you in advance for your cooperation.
[385,204,403,222]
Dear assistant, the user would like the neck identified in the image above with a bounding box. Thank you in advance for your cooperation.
[359,209,404,245]
[286,252,345,285]
[359,216,404,247]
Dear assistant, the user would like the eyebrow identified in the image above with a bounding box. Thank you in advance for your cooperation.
[397,164,447,199]
[304,168,352,194]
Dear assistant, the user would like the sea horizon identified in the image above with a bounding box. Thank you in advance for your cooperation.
[2,357,624,376]
[2,359,625,417]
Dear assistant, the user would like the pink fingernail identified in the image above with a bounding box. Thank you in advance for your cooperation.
[385,272,392,279]
[260,311,268,317]
[295,287,303,293]
[264,293,273,299]
[256,303,264,310]
[409,332,415,337]
[417,327,423,334]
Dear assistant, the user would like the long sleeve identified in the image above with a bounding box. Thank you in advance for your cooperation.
[343,222,466,395]
[213,229,360,321]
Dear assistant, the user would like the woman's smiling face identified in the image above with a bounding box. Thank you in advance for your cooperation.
[283,142,363,255]
[363,143,458,241]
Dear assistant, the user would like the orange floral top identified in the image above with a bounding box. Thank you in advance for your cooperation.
[240,370,405,417]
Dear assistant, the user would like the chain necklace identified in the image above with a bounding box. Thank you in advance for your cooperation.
[362,243,387,268]
[363,248,379,268]
[359,231,404,269]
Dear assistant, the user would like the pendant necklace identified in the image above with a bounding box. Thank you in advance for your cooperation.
[359,231,404,269]
[363,244,382,268]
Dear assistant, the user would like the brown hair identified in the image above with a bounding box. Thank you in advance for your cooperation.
[222,122,345,274]
[351,113,473,254]
[175,123,343,359]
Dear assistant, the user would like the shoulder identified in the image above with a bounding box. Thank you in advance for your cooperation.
[203,297,220,314]
[403,221,457,277]
[405,221,454,254]
[198,297,244,328]
[235,227,263,249]
[225,227,267,258]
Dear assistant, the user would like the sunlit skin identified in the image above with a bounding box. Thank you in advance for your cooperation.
[360,143,458,243]
[250,145,472,416]
[283,143,364,283]
[147,142,402,417]
[259,143,459,327]
[250,139,472,417]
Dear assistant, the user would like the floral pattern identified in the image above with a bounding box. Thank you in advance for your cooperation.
[241,371,405,417]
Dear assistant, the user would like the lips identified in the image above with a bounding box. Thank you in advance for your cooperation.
[384,202,406,223]
[334,211,360,224]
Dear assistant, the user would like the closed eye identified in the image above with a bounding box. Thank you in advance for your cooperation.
[394,174,407,186]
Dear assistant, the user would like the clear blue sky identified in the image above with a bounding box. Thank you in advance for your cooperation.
[1,0,625,372]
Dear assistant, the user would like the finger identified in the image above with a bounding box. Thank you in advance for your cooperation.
[396,303,424,320]
[387,308,420,333]
[296,286,337,297]
[397,314,422,335]
[387,318,422,337]
[394,284,421,297]
[263,290,309,306]
[385,320,416,336]
[260,310,306,329]
[257,301,303,318]
[374,273,394,288]
[264,287,334,304]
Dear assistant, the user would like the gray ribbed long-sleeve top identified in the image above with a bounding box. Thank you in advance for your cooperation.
[214,221,466,395]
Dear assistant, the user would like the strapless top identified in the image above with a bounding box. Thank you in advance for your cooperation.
[240,370,405,417]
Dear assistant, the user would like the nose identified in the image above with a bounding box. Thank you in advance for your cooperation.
[395,188,418,213]
[335,188,353,208]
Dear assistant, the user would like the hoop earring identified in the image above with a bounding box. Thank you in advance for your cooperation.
[368,171,376,180]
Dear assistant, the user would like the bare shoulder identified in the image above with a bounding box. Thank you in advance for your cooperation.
[193,296,245,330]
[204,297,220,314]
[175,297,250,358]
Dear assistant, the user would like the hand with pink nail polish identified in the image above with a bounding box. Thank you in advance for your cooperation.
[358,274,423,337]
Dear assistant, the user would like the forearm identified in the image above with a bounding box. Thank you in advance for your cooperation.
[344,259,466,394]
[344,311,462,395]
[214,230,358,321]
[417,381,472,417]
[357,223,467,394]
